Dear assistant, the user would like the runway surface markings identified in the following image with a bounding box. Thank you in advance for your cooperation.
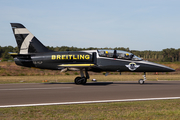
[0,97,180,108]
[0,87,71,91]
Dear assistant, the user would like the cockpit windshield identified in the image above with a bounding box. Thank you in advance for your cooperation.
[98,50,142,61]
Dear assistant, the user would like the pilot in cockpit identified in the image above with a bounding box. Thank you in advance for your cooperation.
[125,53,134,60]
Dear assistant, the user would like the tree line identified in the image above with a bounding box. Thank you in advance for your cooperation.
[0,46,179,62]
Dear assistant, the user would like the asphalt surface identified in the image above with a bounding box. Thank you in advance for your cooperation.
[0,81,180,106]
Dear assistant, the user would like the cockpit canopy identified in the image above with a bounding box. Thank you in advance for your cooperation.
[98,50,142,61]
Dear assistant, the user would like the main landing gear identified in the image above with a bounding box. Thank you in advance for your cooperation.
[74,69,89,85]
[138,72,146,84]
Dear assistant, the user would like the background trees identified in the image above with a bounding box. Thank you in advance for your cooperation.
[0,45,179,62]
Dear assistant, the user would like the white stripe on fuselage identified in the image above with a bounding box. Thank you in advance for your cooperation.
[97,57,172,69]
[15,28,34,54]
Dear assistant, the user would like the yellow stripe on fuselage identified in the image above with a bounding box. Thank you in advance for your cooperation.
[58,64,95,67]
[9,53,18,55]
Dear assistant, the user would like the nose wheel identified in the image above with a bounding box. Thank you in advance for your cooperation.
[138,72,146,84]
[138,79,144,84]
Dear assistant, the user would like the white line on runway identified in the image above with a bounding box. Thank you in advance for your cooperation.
[0,97,180,108]
[0,87,71,91]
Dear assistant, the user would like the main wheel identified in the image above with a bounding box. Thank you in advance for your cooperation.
[138,79,144,84]
[74,77,87,85]
[81,77,87,84]
[74,77,82,84]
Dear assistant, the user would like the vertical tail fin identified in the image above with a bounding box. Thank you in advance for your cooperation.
[10,23,52,54]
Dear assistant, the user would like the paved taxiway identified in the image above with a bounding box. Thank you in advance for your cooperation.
[0,81,180,106]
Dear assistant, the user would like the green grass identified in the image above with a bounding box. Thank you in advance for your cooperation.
[0,99,180,119]
[0,74,179,84]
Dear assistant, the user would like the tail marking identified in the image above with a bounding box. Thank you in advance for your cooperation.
[15,28,34,54]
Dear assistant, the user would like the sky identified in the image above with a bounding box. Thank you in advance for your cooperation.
[0,0,180,51]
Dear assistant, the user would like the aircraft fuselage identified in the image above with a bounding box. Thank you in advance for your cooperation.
[13,50,174,72]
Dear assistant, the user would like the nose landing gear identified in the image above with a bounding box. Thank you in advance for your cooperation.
[138,72,146,84]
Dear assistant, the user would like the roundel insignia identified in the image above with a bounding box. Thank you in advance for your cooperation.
[125,62,140,71]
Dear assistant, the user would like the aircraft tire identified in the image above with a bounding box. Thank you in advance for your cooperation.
[74,77,82,84]
[138,79,144,84]
[74,77,87,85]
[81,77,87,84]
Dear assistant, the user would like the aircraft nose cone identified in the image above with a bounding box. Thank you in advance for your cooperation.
[151,63,175,72]
[153,63,175,72]
[139,61,175,72]
[163,67,175,72]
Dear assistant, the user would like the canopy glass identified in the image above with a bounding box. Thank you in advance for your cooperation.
[98,50,142,61]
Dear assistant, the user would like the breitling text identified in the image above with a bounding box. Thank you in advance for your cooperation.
[51,54,90,60]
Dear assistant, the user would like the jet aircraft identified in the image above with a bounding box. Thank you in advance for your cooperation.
[10,23,175,84]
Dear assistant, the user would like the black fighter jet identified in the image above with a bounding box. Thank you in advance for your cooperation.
[10,23,175,84]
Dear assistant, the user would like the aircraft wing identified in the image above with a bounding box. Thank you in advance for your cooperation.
[59,64,96,72]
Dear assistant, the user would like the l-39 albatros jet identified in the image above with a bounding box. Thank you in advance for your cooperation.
[10,23,175,84]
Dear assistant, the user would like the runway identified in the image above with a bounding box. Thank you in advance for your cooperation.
[0,81,180,107]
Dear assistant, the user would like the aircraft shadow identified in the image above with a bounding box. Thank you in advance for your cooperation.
[42,81,179,86]
[83,82,175,86]
[43,82,113,86]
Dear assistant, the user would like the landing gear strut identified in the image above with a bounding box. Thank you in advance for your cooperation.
[138,72,146,84]
[74,69,89,85]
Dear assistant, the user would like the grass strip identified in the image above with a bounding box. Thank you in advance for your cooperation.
[0,99,179,119]
[0,74,179,84]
